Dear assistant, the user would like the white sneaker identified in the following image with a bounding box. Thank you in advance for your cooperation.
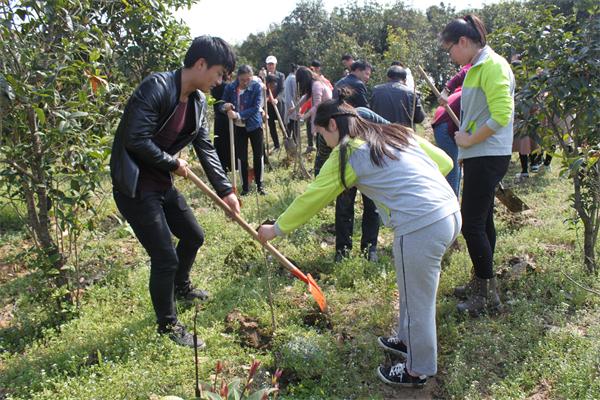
[515,172,529,180]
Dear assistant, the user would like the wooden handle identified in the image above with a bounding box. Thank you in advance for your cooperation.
[186,169,309,283]
[416,65,460,127]
[268,88,289,137]
[228,117,236,190]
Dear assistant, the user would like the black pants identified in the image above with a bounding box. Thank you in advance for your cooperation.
[287,120,298,143]
[306,120,314,147]
[335,187,380,255]
[267,102,281,149]
[235,125,264,191]
[314,133,331,176]
[113,187,204,328]
[213,117,231,172]
[461,156,510,279]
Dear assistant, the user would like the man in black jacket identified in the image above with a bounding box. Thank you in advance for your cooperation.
[110,36,239,348]
[371,66,425,129]
[333,60,372,108]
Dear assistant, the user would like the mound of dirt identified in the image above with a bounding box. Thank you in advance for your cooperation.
[224,309,273,349]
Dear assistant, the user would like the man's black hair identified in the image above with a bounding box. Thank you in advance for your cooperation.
[237,64,253,76]
[350,60,372,72]
[184,35,236,74]
[310,60,321,68]
[390,60,405,67]
[290,63,298,73]
[387,66,407,81]
[341,54,354,62]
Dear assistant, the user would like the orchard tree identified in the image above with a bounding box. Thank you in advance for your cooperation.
[0,0,194,312]
[491,4,600,273]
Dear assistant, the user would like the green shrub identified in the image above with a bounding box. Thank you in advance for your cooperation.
[273,328,339,382]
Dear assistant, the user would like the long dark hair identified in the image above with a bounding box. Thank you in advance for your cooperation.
[440,14,487,47]
[295,66,316,98]
[314,87,413,188]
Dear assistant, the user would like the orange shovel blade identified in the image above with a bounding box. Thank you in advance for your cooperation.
[306,273,327,312]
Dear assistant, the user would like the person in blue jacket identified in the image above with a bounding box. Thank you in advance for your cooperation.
[221,65,266,195]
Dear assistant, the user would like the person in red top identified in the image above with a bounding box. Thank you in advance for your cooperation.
[432,64,472,196]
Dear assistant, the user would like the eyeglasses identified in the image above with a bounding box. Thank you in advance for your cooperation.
[446,43,456,54]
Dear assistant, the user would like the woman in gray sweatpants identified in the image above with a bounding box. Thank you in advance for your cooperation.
[391,213,461,379]
[258,90,461,388]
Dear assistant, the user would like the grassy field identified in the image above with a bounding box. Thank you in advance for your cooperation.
[1,142,599,399]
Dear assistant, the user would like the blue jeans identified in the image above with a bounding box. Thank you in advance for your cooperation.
[433,122,461,197]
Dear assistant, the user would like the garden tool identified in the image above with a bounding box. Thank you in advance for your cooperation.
[416,65,529,213]
[267,88,294,161]
[185,169,327,312]
[262,86,272,170]
[228,116,237,192]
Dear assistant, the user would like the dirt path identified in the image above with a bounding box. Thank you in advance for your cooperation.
[380,377,437,400]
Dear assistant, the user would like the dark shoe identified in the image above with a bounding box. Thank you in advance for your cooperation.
[453,274,477,300]
[366,248,378,262]
[377,336,407,358]
[257,187,267,196]
[334,249,350,263]
[158,322,205,348]
[304,145,315,154]
[240,189,250,196]
[377,362,427,388]
[175,283,210,302]
[457,276,501,317]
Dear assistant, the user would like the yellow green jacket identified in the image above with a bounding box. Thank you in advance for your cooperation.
[459,45,515,159]
[274,136,458,237]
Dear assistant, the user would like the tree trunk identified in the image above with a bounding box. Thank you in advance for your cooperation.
[26,108,64,273]
[573,172,598,274]
[583,222,597,274]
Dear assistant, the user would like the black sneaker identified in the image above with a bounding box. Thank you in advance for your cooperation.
[334,249,350,263]
[240,189,250,196]
[366,248,378,262]
[175,283,210,302]
[377,362,427,388]
[158,322,205,348]
[377,336,407,358]
[257,187,267,196]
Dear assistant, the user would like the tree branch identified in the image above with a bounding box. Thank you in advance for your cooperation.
[0,159,35,181]
[562,271,600,296]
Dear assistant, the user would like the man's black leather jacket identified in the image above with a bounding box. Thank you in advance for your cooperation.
[110,69,232,199]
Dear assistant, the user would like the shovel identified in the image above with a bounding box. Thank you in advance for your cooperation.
[185,169,327,312]
[228,117,237,191]
[416,65,529,213]
[268,88,291,139]
[495,182,529,212]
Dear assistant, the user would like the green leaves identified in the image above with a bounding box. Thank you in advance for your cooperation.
[34,106,46,125]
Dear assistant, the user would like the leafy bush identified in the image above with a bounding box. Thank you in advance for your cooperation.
[273,328,339,382]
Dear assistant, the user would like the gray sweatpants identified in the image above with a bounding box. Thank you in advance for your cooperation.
[393,211,462,376]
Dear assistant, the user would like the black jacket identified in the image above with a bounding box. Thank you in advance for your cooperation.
[110,69,232,198]
[333,74,370,108]
[370,81,425,128]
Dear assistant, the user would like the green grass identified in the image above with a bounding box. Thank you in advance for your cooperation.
[1,152,600,399]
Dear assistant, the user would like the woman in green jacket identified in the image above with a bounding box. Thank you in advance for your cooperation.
[258,94,461,388]
[440,15,515,316]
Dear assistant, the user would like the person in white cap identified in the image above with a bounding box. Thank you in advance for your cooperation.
[265,55,286,151]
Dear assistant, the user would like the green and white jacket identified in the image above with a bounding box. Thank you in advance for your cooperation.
[274,136,459,237]
[459,45,515,159]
